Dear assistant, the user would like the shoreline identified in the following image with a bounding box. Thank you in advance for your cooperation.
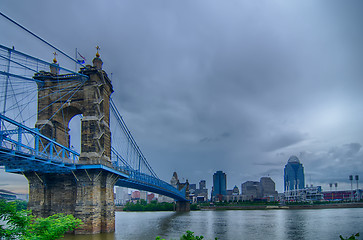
[199,202,363,211]
[115,202,363,212]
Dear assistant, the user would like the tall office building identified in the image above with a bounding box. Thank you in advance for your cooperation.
[199,180,206,190]
[212,171,227,198]
[194,180,208,202]
[189,184,197,191]
[241,177,278,201]
[284,155,305,191]
[115,187,130,205]
[259,177,278,199]
[189,184,197,197]
[241,181,260,200]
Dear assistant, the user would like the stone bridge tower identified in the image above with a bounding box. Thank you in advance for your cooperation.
[25,52,118,233]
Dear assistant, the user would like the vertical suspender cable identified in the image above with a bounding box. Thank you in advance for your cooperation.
[2,48,11,115]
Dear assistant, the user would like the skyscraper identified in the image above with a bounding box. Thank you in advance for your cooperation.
[284,155,305,191]
[199,180,206,190]
[241,181,260,200]
[195,180,208,202]
[212,171,227,198]
[259,177,278,199]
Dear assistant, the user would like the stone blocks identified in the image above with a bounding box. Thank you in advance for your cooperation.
[26,170,118,234]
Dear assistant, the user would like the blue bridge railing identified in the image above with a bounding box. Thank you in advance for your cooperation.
[0,113,79,170]
[111,147,187,201]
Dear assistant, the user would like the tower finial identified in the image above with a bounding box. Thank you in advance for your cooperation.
[96,46,100,58]
[53,52,57,63]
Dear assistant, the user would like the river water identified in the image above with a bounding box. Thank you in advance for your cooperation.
[64,208,363,240]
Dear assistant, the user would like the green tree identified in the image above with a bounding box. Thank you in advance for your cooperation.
[124,201,175,211]
[180,230,204,240]
[190,204,200,211]
[0,199,82,240]
[0,199,31,239]
[12,200,27,211]
[340,233,360,240]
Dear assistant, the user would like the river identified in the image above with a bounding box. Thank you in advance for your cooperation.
[64,208,363,240]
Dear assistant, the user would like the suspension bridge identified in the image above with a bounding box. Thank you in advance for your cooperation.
[0,16,189,233]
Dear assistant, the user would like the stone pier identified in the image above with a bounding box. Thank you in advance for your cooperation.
[25,170,118,233]
[176,179,191,212]
[176,201,190,212]
[27,52,117,233]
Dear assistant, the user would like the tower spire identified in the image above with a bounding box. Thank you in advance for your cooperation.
[96,46,100,58]
[53,52,57,63]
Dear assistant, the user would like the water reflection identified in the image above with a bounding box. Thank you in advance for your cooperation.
[282,210,308,240]
[115,211,180,239]
[151,212,190,238]
[64,208,363,240]
[212,211,229,238]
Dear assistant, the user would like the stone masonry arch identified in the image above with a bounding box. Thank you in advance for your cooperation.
[27,56,117,233]
[34,57,113,164]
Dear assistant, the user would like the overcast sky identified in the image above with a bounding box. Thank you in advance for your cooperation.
[1,0,363,194]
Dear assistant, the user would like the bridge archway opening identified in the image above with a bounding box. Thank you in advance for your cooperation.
[68,113,82,153]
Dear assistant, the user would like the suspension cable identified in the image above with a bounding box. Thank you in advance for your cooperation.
[0,11,85,68]
[110,98,159,178]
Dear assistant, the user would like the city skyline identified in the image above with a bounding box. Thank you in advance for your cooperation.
[1,1,363,193]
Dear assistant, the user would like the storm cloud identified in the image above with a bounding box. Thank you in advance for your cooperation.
[1,0,363,193]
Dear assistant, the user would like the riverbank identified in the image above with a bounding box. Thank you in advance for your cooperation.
[199,202,363,210]
[115,201,363,212]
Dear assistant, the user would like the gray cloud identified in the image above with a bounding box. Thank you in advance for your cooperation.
[200,132,231,143]
[1,0,363,193]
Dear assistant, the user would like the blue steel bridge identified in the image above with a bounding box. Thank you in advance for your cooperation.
[0,42,188,233]
[0,44,187,201]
